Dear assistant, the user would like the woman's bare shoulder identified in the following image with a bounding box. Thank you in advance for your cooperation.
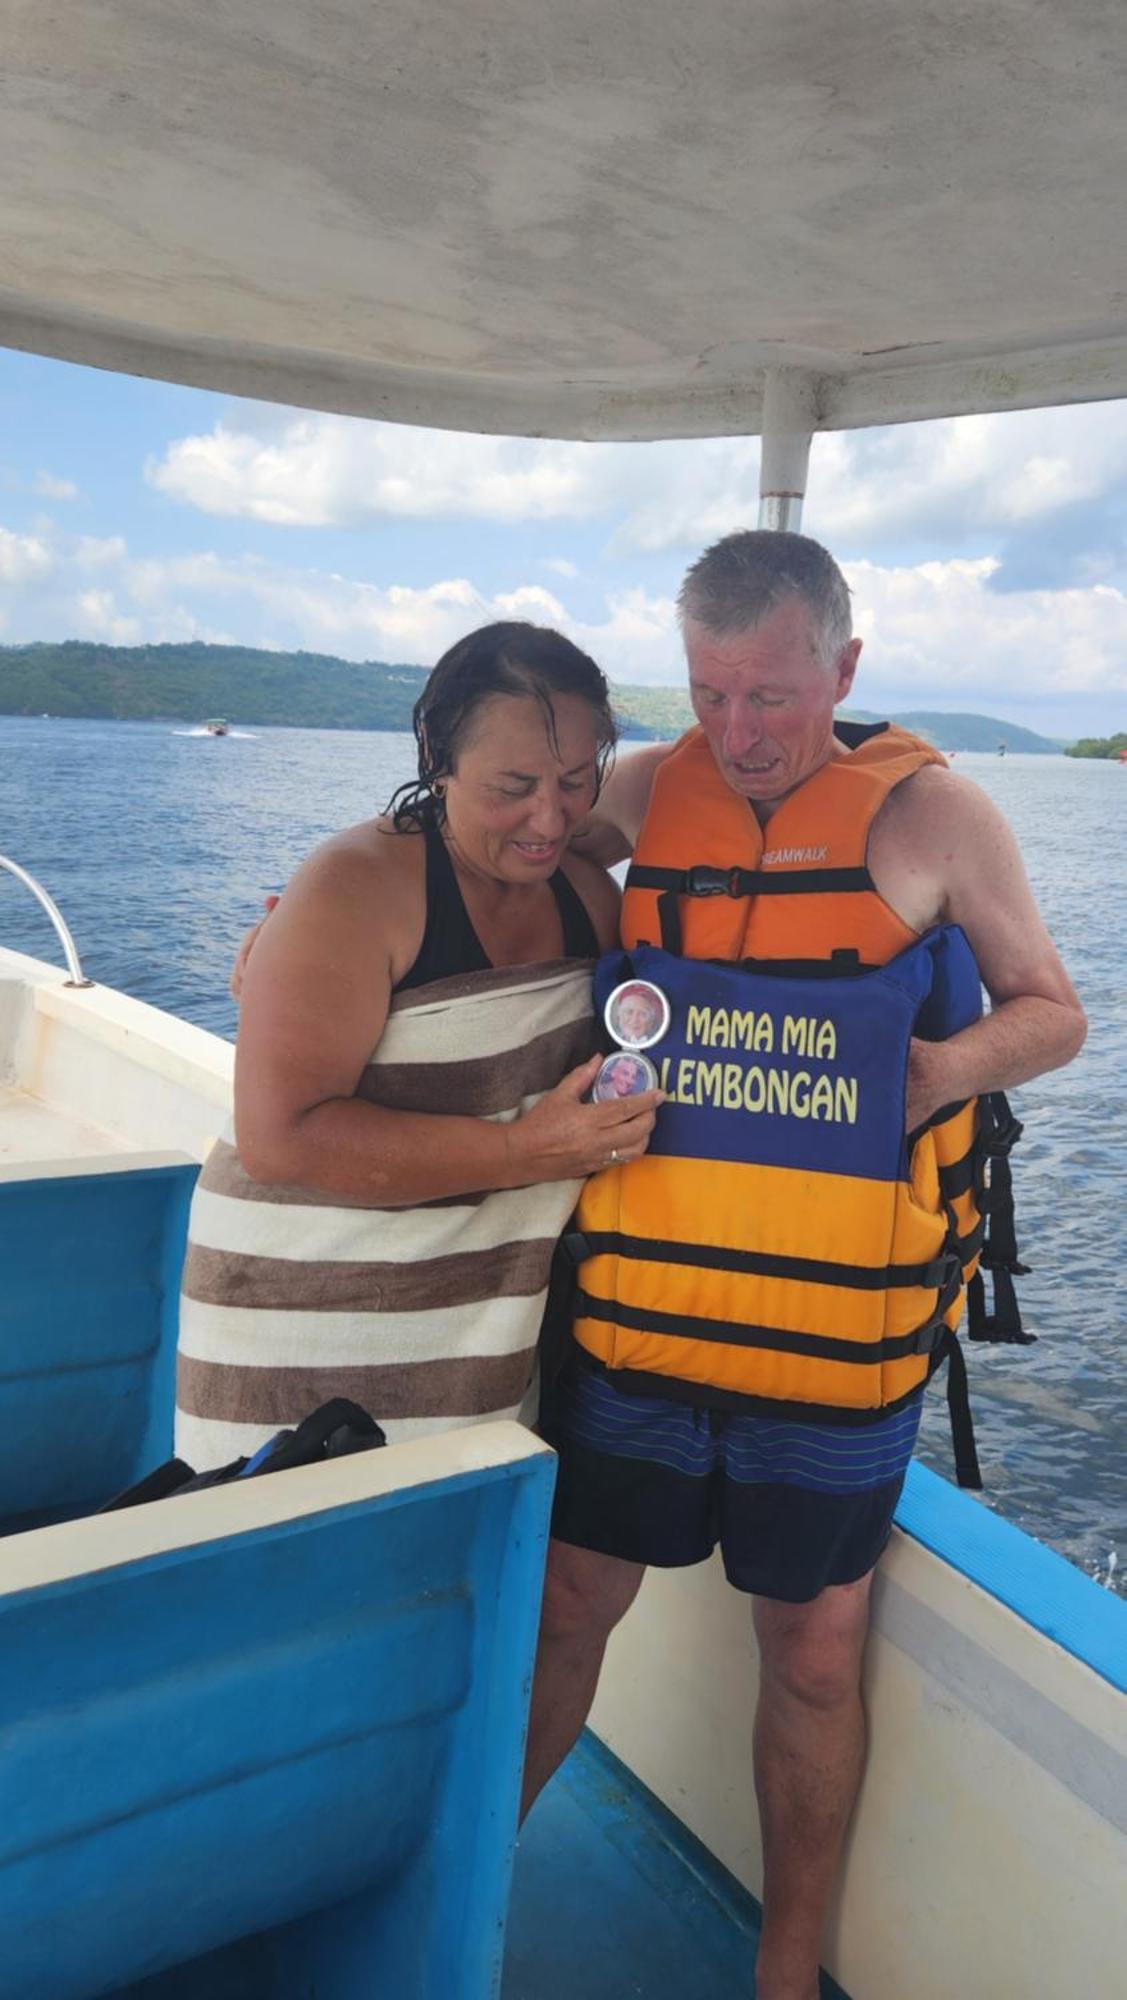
[287,816,425,904]
[256,820,428,990]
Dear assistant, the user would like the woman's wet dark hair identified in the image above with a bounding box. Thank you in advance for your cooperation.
[388,621,617,830]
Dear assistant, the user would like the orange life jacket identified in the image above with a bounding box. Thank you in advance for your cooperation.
[569,721,1027,1484]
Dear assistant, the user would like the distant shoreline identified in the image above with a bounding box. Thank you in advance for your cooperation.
[3,712,1081,755]
[0,639,1072,752]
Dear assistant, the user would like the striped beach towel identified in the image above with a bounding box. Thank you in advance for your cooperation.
[176,958,596,1469]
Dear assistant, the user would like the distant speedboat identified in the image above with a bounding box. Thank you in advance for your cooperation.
[203,717,229,737]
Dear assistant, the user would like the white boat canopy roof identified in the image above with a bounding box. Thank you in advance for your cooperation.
[3,1,1125,442]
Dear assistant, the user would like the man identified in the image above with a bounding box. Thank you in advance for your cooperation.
[523,530,1085,2000]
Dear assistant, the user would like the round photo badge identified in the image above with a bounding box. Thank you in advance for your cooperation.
[603,978,671,1052]
[592,1049,660,1102]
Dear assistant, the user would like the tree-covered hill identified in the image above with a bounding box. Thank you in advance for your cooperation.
[841,708,1063,754]
[0,639,1066,752]
[0,640,430,732]
[0,638,692,736]
[1065,732,1127,759]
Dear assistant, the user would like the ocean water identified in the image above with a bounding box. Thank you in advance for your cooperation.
[1,716,1123,1593]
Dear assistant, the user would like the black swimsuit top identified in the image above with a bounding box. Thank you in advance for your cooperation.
[393,807,600,994]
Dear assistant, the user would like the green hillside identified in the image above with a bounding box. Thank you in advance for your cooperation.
[0,640,429,731]
[0,639,1065,752]
[1065,732,1127,759]
[840,708,1061,755]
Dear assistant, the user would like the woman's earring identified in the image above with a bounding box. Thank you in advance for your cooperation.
[433,780,446,798]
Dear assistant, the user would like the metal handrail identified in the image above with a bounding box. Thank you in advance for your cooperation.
[0,855,93,987]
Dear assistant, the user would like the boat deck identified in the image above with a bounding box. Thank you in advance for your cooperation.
[505,1734,847,2000]
[0,1083,130,1175]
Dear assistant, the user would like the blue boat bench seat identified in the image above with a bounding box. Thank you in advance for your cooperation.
[0,1156,198,1534]
[0,1423,555,2000]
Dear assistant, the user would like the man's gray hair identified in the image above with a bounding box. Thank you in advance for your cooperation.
[678,530,853,663]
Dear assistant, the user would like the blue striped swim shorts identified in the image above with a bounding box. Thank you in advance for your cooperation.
[544,1355,923,1602]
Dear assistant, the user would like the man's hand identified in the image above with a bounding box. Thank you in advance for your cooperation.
[230,894,279,1001]
[905,1037,959,1134]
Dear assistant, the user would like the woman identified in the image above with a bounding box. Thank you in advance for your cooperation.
[175,623,661,1469]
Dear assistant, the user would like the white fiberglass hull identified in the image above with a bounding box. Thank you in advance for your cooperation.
[1,943,1124,1998]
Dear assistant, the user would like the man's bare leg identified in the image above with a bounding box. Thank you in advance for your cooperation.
[751,1572,874,2000]
[521,1538,645,1819]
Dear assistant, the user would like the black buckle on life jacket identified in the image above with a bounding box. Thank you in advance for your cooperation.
[562,1230,591,1266]
[909,1251,964,1354]
[936,1249,965,1319]
[967,1267,1036,1345]
[685,864,748,898]
[978,1090,1024,1157]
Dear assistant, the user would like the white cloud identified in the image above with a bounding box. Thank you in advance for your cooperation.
[75,589,142,646]
[573,587,681,683]
[609,439,761,553]
[142,400,1127,558]
[74,534,128,570]
[615,404,1127,554]
[807,405,1127,548]
[146,417,620,527]
[493,583,569,622]
[846,556,1127,704]
[126,554,494,658]
[34,472,80,502]
[0,525,54,585]
[119,552,680,679]
[542,556,579,578]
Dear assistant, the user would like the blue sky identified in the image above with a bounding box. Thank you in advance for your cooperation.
[2,346,1126,736]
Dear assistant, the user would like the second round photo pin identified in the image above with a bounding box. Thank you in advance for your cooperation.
[592,1051,660,1102]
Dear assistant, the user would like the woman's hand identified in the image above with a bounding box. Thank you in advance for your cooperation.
[230,894,280,1000]
[506,1054,665,1184]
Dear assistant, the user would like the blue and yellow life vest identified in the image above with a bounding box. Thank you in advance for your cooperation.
[570,721,1028,1486]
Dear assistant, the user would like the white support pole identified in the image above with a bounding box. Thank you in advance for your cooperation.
[758,369,819,531]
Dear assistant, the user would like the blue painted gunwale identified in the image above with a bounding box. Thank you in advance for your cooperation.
[895,1461,1125,1692]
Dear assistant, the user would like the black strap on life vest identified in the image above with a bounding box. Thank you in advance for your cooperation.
[737,947,878,979]
[966,1093,1032,1345]
[567,1228,961,1297]
[624,861,876,955]
[928,1327,984,1489]
[566,1231,964,1371]
[572,1286,958,1369]
[927,1089,1030,1489]
[539,1233,583,1433]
